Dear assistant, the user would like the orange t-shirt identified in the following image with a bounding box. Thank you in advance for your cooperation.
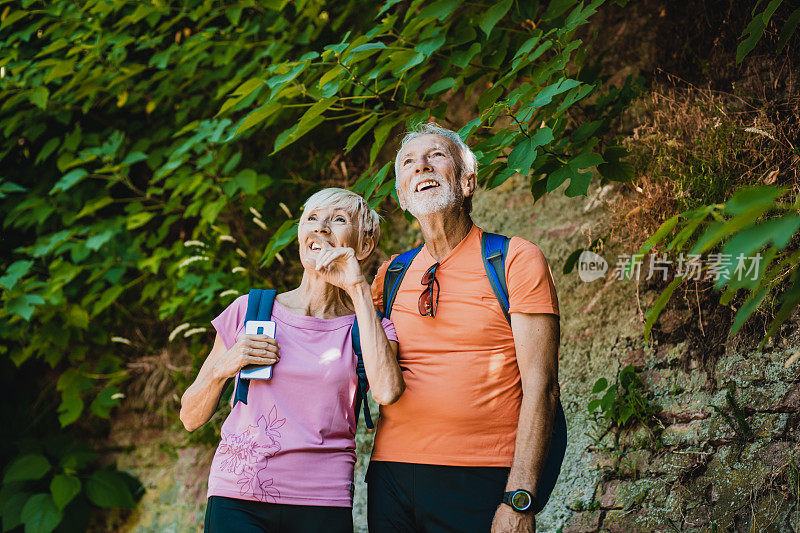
[370,225,559,467]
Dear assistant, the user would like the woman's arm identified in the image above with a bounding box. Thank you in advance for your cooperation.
[347,281,404,405]
[179,332,280,431]
[314,243,405,405]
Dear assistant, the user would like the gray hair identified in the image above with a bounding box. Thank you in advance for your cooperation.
[394,122,478,183]
[301,188,380,257]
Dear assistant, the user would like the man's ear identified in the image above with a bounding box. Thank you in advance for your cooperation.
[356,235,375,261]
[461,171,477,198]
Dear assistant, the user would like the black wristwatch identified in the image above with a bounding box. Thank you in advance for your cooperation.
[502,489,534,512]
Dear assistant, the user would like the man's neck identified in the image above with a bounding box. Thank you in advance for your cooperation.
[417,209,474,261]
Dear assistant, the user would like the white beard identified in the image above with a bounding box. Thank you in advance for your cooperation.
[403,174,460,216]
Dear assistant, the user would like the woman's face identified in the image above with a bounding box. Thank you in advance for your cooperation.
[297,204,362,270]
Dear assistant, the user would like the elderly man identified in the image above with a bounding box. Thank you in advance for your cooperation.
[367,123,562,533]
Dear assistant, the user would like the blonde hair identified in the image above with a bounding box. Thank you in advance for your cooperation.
[301,188,380,257]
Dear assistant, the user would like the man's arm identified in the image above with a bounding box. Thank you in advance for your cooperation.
[491,312,560,533]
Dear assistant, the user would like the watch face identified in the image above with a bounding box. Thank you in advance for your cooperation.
[511,491,532,511]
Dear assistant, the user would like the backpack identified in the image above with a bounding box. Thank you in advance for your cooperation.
[381,231,567,514]
[232,289,373,429]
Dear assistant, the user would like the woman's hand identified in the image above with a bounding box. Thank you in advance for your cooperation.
[211,334,280,380]
[312,237,367,292]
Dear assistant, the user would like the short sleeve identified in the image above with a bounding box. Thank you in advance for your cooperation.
[210,294,249,349]
[505,237,560,316]
[381,317,398,343]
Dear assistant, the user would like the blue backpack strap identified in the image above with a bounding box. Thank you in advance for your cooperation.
[234,289,277,407]
[481,232,511,325]
[351,319,374,429]
[382,246,423,319]
[480,231,567,511]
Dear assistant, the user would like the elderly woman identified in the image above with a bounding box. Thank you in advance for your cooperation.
[180,188,403,533]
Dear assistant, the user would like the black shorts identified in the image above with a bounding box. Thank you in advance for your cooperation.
[204,495,353,533]
[366,461,510,533]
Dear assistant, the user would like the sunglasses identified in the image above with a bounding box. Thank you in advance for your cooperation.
[418,262,440,317]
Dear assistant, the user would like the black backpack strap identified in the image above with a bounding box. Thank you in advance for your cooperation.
[234,289,277,407]
[351,318,374,429]
[481,232,511,325]
[382,245,423,319]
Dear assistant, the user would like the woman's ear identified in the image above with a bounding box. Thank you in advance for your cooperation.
[355,235,375,261]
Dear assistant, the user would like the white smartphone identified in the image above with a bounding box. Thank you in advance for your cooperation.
[239,320,277,380]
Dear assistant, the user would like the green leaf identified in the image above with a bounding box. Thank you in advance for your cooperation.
[597,146,634,182]
[57,389,83,427]
[587,398,601,412]
[776,7,800,53]
[49,169,88,195]
[50,475,81,512]
[370,116,397,165]
[424,77,456,96]
[90,386,121,418]
[75,197,114,220]
[297,97,337,127]
[121,151,148,165]
[562,248,584,275]
[547,151,603,196]
[91,285,125,316]
[232,102,281,138]
[231,78,264,97]
[415,35,446,57]
[345,114,379,152]
[4,454,51,483]
[508,138,537,175]
[592,377,608,394]
[478,0,512,37]
[85,470,135,509]
[6,294,46,321]
[29,87,49,110]
[1,490,31,531]
[0,260,34,291]
[722,215,800,264]
[736,0,783,63]
[126,212,154,229]
[645,276,684,343]
[261,220,299,267]
[1,9,28,29]
[350,42,387,53]
[762,270,800,346]
[416,0,460,21]
[730,287,769,336]
[35,138,60,165]
[724,186,785,215]
[20,494,61,533]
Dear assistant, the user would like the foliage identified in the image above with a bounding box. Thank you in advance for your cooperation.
[635,186,800,345]
[587,364,661,444]
[712,382,753,442]
[736,0,800,63]
[0,436,141,533]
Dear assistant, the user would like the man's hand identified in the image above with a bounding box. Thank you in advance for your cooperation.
[491,505,535,533]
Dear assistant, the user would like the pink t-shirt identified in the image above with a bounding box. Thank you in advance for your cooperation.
[207,295,397,507]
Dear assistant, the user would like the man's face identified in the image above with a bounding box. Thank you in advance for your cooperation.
[396,134,464,217]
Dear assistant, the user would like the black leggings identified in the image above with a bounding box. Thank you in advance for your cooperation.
[204,496,353,533]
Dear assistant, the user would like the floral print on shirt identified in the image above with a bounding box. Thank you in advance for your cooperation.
[216,405,286,502]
